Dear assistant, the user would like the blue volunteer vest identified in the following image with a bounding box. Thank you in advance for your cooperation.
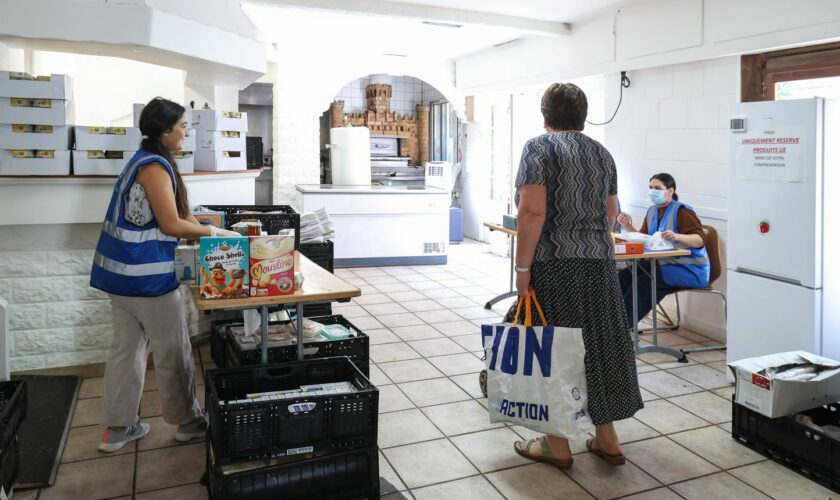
[645,200,710,289]
[89,150,180,297]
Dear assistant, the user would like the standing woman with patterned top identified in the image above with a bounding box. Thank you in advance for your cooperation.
[512,83,643,468]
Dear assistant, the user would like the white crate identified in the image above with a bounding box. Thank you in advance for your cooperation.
[174,153,194,174]
[0,149,71,176]
[0,98,74,125]
[0,125,72,150]
[72,150,135,176]
[0,72,73,100]
[195,130,246,151]
[133,103,193,128]
[194,149,246,171]
[191,109,248,132]
[75,126,142,151]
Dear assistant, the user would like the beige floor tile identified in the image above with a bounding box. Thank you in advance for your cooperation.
[61,424,133,463]
[354,293,394,304]
[669,425,764,469]
[713,386,735,400]
[651,357,700,370]
[620,488,683,500]
[623,437,718,484]
[379,451,407,494]
[634,400,711,434]
[566,451,663,499]
[366,275,401,285]
[364,302,410,316]
[331,304,368,318]
[708,360,728,373]
[411,475,504,500]
[70,397,102,428]
[40,454,134,500]
[686,349,727,363]
[450,334,485,353]
[407,338,466,357]
[379,408,444,448]
[9,490,39,500]
[486,463,594,500]
[667,391,732,424]
[391,324,445,341]
[140,390,163,418]
[451,427,533,472]
[137,415,201,451]
[134,483,209,499]
[450,306,502,320]
[509,426,592,455]
[671,472,770,500]
[668,364,732,390]
[375,283,414,293]
[414,309,463,324]
[349,315,386,330]
[718,421,733,433]
[612,417,661,444]
[420,288,463,299]
[366,328,403,345]
[638,371,703,398]
[432,320,480,337]
[450,372,486,399]
[78,377,104,399]
[378,359,445,383]
[398,377,471,407]
[409,280,440,291]
[135,442,205,492]
[636,361,659,374]
[422,400,503,436]
[731,460,838,499]
[379,313,426,328]
[640,387,661,402]
[400,274,435,283]
[370,342,422,363]
[433,297,479,309]
[400,299,446,312]
[383,439,479,489]
[427,353,486,376]
[368,364,392,386]
[378,384,416,413]
[636,351,682,365]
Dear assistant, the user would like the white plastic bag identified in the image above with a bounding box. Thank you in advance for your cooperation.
[481,292,594,438]
[645,231,676,251]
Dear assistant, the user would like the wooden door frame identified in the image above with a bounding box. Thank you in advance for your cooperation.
[741,41,840,101]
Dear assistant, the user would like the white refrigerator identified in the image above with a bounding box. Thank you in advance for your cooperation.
[727,97,840,365]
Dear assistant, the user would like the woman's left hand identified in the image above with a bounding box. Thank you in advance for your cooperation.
[516,271,532,297]
[661,230,680,242]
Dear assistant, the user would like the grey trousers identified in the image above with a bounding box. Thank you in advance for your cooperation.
[101,288,203,427]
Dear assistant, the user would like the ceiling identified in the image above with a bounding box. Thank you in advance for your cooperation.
[381,0,641,23]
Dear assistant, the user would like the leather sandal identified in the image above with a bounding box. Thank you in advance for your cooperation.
[586,438,626,465]
[513,436,574,470]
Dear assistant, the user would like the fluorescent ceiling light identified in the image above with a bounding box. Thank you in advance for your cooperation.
[421,20,462,28]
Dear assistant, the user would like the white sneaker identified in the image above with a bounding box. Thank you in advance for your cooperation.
[174,415,207,443]
[98,422,150,453]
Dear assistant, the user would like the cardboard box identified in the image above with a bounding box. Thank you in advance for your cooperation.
[133,103,191,128]
[0,97,74,125]
[193,210,225,228]
[0,124,72,150]
[75,126,141,151]
[182,131,196,152]
[191,109,248,132]
[0,72,73,100]
[194,149,246,171]
[195,129,246,152]
[728,351,840,418]
[176,244,199,284]
[174,152,194,174]
[249,235,295,297]
[72,150,135,176]
[0,149,70,175]
[199,236,249,299]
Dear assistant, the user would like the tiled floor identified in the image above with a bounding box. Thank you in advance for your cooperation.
[13,241,838,499]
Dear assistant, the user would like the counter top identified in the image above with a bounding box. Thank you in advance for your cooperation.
[296,184,447,194]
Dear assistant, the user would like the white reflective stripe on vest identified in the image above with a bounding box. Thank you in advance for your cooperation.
[102,221,177,244]
[94,251,175,276]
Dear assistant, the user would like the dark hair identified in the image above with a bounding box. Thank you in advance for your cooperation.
[138,97,190,218]
[541,83,588,131]
[650,173,679,201]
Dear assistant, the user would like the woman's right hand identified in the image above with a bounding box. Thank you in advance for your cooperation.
[617,212,632,229]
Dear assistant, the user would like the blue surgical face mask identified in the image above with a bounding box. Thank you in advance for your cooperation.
[648,189,667,206]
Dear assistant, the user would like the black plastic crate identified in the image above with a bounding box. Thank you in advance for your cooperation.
[224,315,369,377]
[303,303,332,318]
[204,205,300,249]
[206,357,378,465]
[212,319,246,368]
[207,441,379,500]
[299,240,334,273]
[0,436,19,497]
[732,398,840,493]
[0,380,27,452]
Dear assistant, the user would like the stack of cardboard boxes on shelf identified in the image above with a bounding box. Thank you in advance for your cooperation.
[0,71,74,175]
[132,103,197,174]
[192,109,248,171]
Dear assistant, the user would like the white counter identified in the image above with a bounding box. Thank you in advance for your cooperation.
[297,184,450,267]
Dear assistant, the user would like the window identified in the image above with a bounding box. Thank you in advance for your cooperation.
[776,76,840,100]
[742,42,840,101]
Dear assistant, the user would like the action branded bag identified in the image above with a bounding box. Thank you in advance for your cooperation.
[481,291,594,438]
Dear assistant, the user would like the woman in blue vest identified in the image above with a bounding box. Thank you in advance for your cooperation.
[616,173,710,328]
[90,98,239,452]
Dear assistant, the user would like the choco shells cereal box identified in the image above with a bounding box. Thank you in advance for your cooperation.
[249,235,295,296]
[199,236,249,299]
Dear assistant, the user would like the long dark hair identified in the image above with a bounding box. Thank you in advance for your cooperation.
[650,172,679,201]
[138,97,190,218]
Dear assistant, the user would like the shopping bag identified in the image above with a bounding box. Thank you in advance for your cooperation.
[481,291,594,438]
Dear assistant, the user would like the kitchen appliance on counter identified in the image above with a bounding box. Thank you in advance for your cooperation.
[370,136,424,187]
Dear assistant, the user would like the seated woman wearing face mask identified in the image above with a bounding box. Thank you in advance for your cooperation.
[615,173,710,327]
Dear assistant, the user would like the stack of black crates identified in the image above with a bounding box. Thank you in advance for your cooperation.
[0,380,27,497]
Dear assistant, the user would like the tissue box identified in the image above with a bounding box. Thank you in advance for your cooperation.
[0,124,72,150]
[194,149,246,171]
[199,236,250,299]
[75,126,141,151]
[0,97,74,125]
[728,351,840,418]
[191,109,248,132]
[72,150,134,176]
[0,72,73,100]
[196,130,246,151]
[0,149,70,175]
[176,244,199,284]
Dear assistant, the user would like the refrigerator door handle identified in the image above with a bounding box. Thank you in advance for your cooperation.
[735,266,803,286]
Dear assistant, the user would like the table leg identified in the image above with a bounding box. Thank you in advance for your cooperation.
[634,259,687,362]
[296,302,304,361]
[651,261,659,347]
[259,305,269,365]
[631,260,639,350]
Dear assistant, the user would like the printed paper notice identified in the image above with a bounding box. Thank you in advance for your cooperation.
[735,126,805,183]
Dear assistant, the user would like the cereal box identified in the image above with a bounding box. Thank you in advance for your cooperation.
[199,237,249,299]
[249,235,295,296]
